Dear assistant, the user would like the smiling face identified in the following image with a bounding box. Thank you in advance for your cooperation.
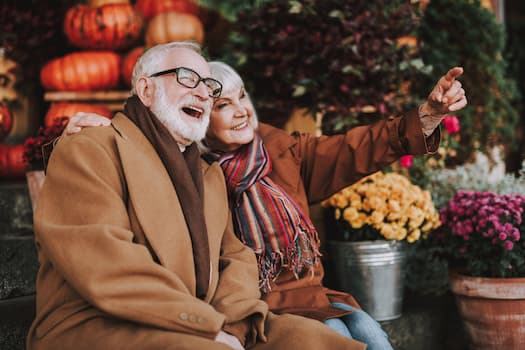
[205,85,258,152]
[147,47,213,145]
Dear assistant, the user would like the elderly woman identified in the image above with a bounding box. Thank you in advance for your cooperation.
[65,60,466,350]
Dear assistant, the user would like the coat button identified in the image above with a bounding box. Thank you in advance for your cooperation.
[179,312,188,321]
[189,314,197,323]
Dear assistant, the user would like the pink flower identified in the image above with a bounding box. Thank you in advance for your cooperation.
[442,115,460,134]
[400,155,413,168]
[504,241,514,251]
[378,103,387,115]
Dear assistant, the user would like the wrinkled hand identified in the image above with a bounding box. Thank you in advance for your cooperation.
[214,331,244,350]
[64,112,111,136]
[422,66,467,116]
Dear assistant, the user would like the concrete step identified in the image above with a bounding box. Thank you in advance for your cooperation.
[0,235,37,350]
[0,181,33,234]
[0,295,35,350]
[0,180,37,350]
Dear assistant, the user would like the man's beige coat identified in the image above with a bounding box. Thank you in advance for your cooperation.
[26,113,365,350]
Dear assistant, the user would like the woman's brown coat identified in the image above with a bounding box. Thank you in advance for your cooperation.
[26,113,365,350]
[258,109,440,320]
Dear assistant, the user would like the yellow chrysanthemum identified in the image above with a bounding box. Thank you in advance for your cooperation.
[380,224,397,240]
[334,195,349,209]
[407,228,421,243]
[394,226,408,241]
[343,207,359,223]
[368,210,385,226]
[323,171,441,243]
[388,200,401,213]
[351,213,367,229]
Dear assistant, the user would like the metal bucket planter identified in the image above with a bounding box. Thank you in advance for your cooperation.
[328,240,407,321]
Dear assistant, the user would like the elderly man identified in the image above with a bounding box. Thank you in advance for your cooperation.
[26,42,365,350]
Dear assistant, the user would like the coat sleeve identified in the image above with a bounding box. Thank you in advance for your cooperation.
[34,133,226,339]
[209,212,268,346]
[294,108,441,204]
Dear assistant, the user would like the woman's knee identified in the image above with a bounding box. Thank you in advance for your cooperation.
[323,317,352,338]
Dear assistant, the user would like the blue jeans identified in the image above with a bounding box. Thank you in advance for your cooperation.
[323,302,393,350]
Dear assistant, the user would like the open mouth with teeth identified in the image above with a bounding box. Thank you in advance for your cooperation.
[182,105,204,119]
[232,121,248,130]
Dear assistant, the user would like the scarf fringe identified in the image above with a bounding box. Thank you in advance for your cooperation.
[258,228,321,293]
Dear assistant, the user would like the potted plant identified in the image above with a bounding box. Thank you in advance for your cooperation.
[321,171,441,321]
[224,0,425,130]
[436,188,525,349]
[22,117,68,211]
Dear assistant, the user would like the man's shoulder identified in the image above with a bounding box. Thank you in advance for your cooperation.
[61,113,131,147]
[59,124,118,152]
[52,116,128,164]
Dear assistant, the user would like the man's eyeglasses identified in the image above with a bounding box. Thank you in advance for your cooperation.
[149,67,223,98]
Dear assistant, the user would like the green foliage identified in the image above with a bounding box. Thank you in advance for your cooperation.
[426,159,525,210]
[416,0,521,162]
[404,239,450,296]
[198,0,272,21]
[504,1,525,171]
[222,0,425,129]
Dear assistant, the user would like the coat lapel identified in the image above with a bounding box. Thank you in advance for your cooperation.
[112,114,198,292]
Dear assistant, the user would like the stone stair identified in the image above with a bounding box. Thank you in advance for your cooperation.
[0,181,469,349]
[0,181,37,350]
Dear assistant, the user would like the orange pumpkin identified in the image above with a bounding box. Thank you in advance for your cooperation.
[64,4,144,50]
[121,47,145,88]
[87,0,129,7]
[0,143,27,180]
[135,0,199,20]
[45,103,113,128]
[145,12,204,48]
[0,101,13,142]
[40,51,121,91]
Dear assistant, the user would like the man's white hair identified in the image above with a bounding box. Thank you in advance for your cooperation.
[131,41,202,95]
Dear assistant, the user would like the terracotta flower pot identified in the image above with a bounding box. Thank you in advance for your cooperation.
[449,270,525,349]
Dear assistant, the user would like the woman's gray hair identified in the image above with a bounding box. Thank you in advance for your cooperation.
[130,41,202,94]
[197,61,259,153]
[208,61,258,128]
[209,61,244,96]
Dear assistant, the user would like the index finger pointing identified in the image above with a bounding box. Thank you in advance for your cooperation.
[445,67,464,82]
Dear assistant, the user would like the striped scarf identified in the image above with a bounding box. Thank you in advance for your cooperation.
[204,133,320,292]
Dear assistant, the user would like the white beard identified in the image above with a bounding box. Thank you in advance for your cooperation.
[150,87,211,144]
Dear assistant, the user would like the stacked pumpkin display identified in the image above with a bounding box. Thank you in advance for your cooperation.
[39,0,205,129]
[0,52,32,180]
[39,0,146,128]
[2,0,208,182]
[138,0,204,47]
[0,101,27,180]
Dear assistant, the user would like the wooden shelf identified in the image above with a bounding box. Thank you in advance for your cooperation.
[44,91,131,111]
